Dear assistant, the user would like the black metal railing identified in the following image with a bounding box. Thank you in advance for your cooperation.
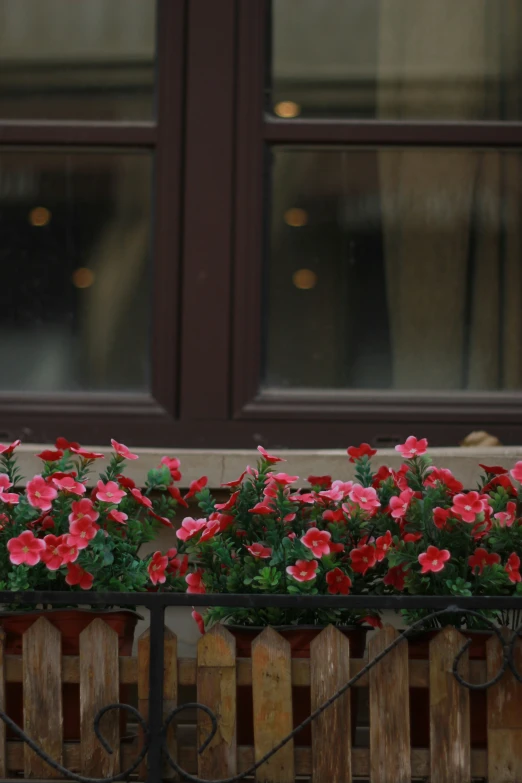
[1,591,522,782]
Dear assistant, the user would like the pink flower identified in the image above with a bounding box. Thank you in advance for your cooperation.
[348,484,381,512]
[52,476,86,495]
[7,531,46,566]
[0,484,19,504]
[96,480,126,504]
[41,534,65,570]
[257,445,285,464]
[375,531,392,561]
[347,443,377,463]
[510,461,522,483]
[215,491,240,511]
[301,527,331,557]
[66,563,94,590]
[0,439,20,455]
[451,492,485,523]
[318,487,344,502]
[68,498,99,525]
[200,519,221,543]
[130,488,153,508]
[286,559,318,582]
[350,545,377,574]
[184,476,208,500]
[70,446,104,459]
[389,489,414,519]
[494,501,517,528]
[108,510,128,524]
[26,475,58,511]
[111,439,139,460]
[57,542,79,564]
[270,473,299,486]
[331,480,354,496]
[418,546,451,574]
[148,551,168,585]
[67,517,98,550]
[0,474,12,491]
[192,610,205,635]
[176,517,207,542]
[160,456,181,481]
[395,436,428,459]
[186,570,206,594]
[506,553,521,583]
[222,470,247,488]
[245,542,272,559]
[249,502,273,516]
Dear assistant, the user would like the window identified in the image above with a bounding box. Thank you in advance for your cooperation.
[2,0,522,448]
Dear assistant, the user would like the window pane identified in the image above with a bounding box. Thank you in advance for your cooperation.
[271,0,522,120]
[0,0,155,120]
[265,147,522,392]
[0,150,151,392]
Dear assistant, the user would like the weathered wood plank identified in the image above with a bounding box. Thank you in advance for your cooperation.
[0,629,6,779]
[251,627,294,783]
[310,625,351,782]
[429,627,470,783]
[369,624,410,783]
[487,628,522,782]
[138,626,178,780]
[23,617,63,779]
[79,619,119,777]
[197,625,237,780]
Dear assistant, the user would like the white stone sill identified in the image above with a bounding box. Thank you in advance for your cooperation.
[12,444,522,488]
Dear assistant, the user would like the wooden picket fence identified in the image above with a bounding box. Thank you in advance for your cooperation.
[1,618,522,781]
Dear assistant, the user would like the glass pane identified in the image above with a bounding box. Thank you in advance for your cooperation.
[0,0,155,120]
[0,150,151,392]
[271,0,522,120]
[265,147,522,392]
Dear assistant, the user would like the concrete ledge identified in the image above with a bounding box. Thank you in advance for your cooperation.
[11,444,522,488]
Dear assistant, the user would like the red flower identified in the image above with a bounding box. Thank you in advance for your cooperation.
[0,439,21,455]
[510,462,522,483]
[389,489,414,519]
[395,436,428,459]
[249,502,273,516]
[286,559,318,582]
[70,446,104,460]
[418,546,451,574]
[176,517,207,542]
[67,517,97,550]
[111,439,139,461]
[66,563,94,590]
[57,542,79,564]
[322,509,345,523]
[148,509,174,528]
[200,519,221,543]
[349,484,380,512]
[257,445,285,464]
[130,488,153,508]
[451,492,485,523]
[41,534,64,570]
[148,551,168,585]
[326,567,352,595]
[55,437,80,451]
[68,498,99,525]
[506,553,521,583]
[350,545,377,574]
[168,553,189,577]
[160,456,182,481]
[52,476,86,496]
[36,449,64,462]
[433,507,451,530]
[27,475,58,512]
[245,543,272,559]
[347,443,377,463]
[301,527,331,557]
[468,547,501,575]
[167,485,189,508]
[7,530,46,566]
[494,501,517,528]
[330,542,344,554]
[222,470,247,488]
[383,565,408,591]
[96,480,126,504]
[186,569,206,594]
[215,491,240,511]
[483,474,515,495]
[424,467,463,494]
[403,532,423,543]
[307,475,332,489]
[108,510,128,524]
[192,610,205,635]
[372,465,393,488]
[362,616,383,629]
[117,474,136,490]
[184,475,208,500]
[375,531,392,561]
[479,464,508,476]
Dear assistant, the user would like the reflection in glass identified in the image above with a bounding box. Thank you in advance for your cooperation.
[0,151,151,392]
[271,0,522,119]
[265,147,522,392]
[0,0,155,120]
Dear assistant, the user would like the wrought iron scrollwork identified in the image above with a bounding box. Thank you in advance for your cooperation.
[2,605,522,782]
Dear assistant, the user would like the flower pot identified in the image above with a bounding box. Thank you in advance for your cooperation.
[228,625,369,747]
[407,629,491,749]
[1,608,141,742]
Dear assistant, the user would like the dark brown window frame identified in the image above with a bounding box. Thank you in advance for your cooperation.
[2,0,522,449]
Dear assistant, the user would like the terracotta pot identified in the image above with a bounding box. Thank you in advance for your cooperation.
[228,625,369,747]
[407,629,491,749]
[1,609,141,742]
